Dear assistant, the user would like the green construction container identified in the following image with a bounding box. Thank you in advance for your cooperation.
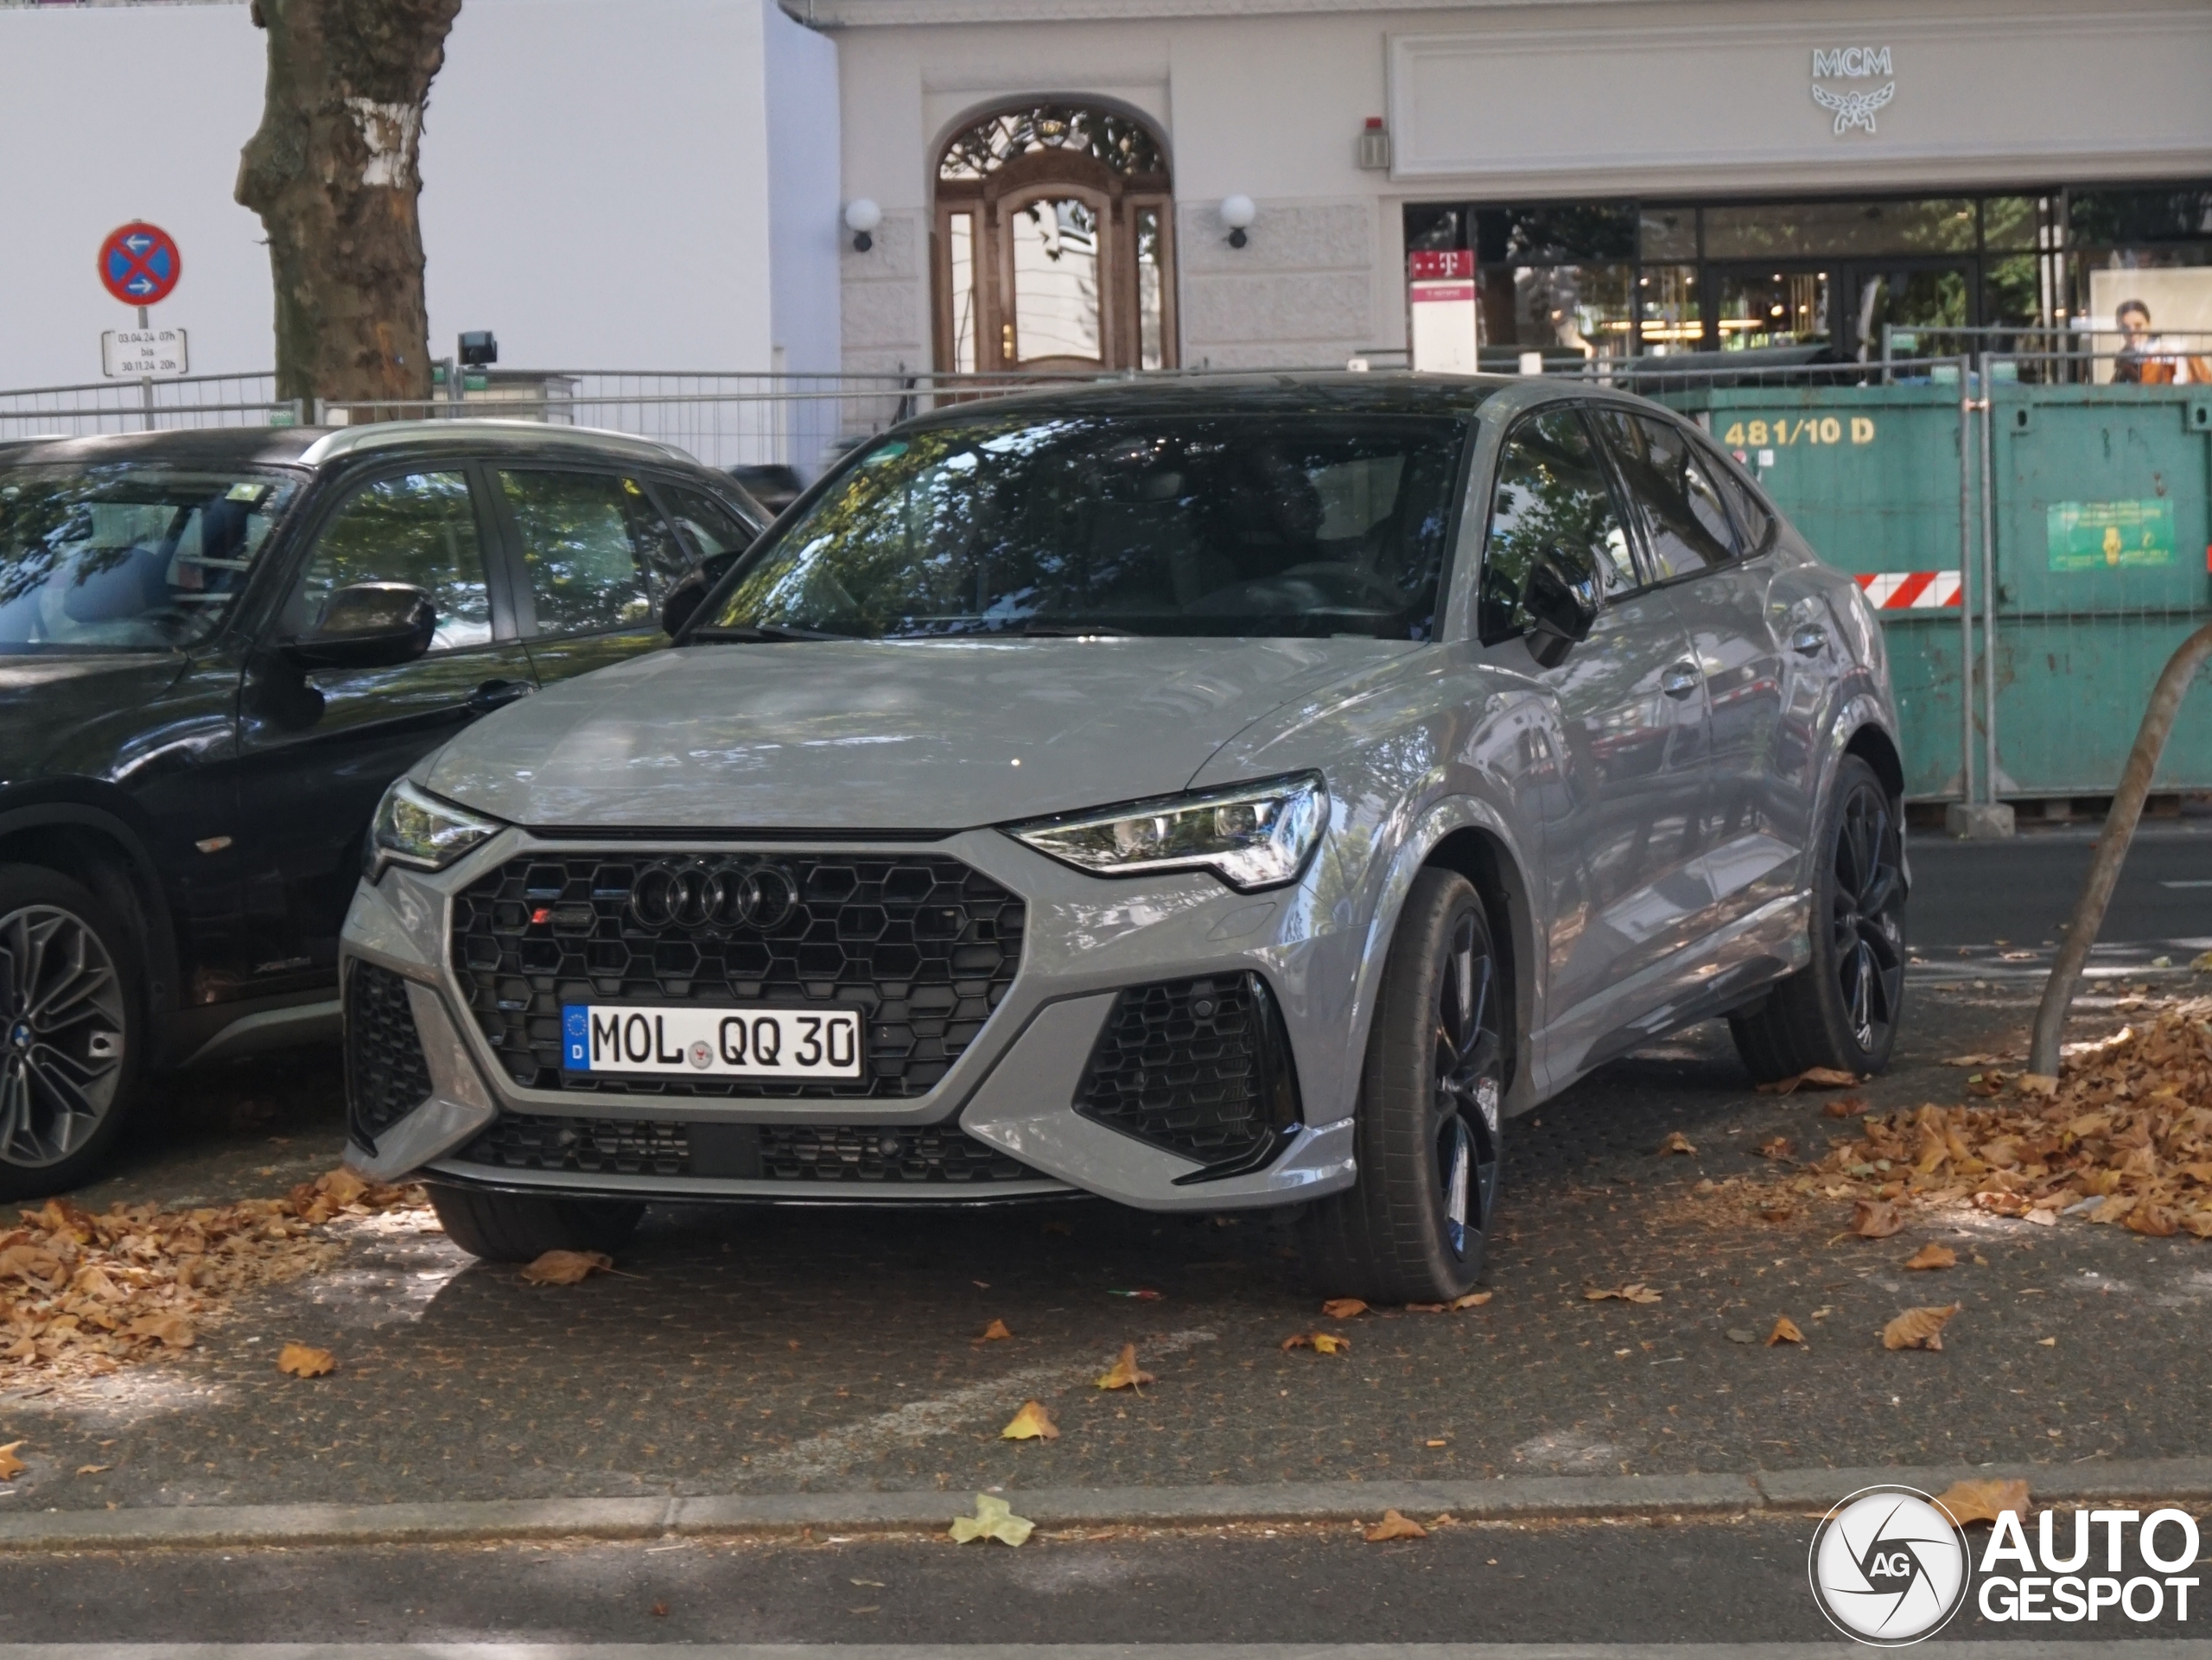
[1661,383,1974,798]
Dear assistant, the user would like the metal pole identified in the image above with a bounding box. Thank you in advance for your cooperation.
[1979,353,1999,805]
[2029,619,2212,1077]
[1956,354,1977,805]
[137,303,154,432]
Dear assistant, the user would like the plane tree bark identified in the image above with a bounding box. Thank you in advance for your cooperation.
[235,0,464,411]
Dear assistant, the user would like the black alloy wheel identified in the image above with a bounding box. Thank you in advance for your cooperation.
[0,868,141,1198]
[1729,755,1906,1083]
[1304,867,1506,1301]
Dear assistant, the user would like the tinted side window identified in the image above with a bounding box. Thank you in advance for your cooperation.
[1481,407,1636,645]
[500,470,683,638]
[1596,410,1738,579]
[1702,444,1777,555]
[286,470,492,652]
[657,483,759,563]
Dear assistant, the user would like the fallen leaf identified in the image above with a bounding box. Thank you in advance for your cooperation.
[1655,1131,1697,1156]
[1822,1097,1865,1119]
[1904,1243,1957,1270]
[1882,1303,1961,1352]
[1363,1508,1427,1542]
[1759,1066,1859,1095]
[949,1491,1033,1546]
[649,1603,668,1619]
[75,1464,110,1476]
[1767,1316,1805,1345]
[1726,1328,1756,1344]
[1942,1053,2005,1067]
[276,1342,334,1377]
[1319,1298,1368,1319]
[1281,1332,1312,1351]
[2126,1204,2180,1237]
[127,1312,194,1349]
[1853,1199,1904,1238]
[1001,1400,1058,1441]
[1096,1344,1156,1390]
[317,1168,369,1207]
[1449,1291,1493,1309]
[1310,1332,1351,1354]
[1934,1477,2030,1526]
[1756,1136,1796,1161]
[0,1441,22,1479]
[976,1318,1013,1343]
[2017,1073,2059,1097]
[2038,1336,2057,1346]
[519,1250,612,1287]
[1405,1302,1445,1313]
[2027,1208,2058,1227]
[1585,1284,1662,1304]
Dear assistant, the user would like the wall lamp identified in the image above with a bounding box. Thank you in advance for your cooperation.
[843,198,882,252]
[1219,194,1256,250]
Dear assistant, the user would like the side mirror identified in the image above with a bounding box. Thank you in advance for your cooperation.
[1521,547,1599,669]
[280,582,436,671]
[660,548,743,639]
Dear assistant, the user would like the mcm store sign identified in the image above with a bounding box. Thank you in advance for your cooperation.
[1812,45,1895,137]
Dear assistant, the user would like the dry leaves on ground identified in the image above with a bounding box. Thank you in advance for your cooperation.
[1823,1096,1868,1119]
[276,1342,334,1378]
[1853,1199,1905,1238]
[1096,1344,1155,1390]
[1767,1316,1805,1345]
[1656,1131,1697,1156]
[1363,1509,1427,1542]
[518,1250,612,1287]
[1737,1000,2212,1239]
[1882,1303,1961,1352]
[0,1441,22,1479]
[1450,1291,1493,1309]
[1758,1066,1860,1095]
[1757,1136,1796,1161]
[1319,1298,1369,1319]
[1001,1400,1058,1441]
[0,1173,423,1386]
[1282,1332,1351,1354]
[976,1318,1013,1343]
[1934,1477,2030,1526]
[949,1493,1034,1547]
[1584,1284,1662,1304]
[1904,1243,1958,1270]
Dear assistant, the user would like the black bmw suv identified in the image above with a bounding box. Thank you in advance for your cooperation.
[0,420,766,1195]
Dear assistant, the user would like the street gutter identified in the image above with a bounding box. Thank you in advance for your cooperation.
[6,1460,2212,1552]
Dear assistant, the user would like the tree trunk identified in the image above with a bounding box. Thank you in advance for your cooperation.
[236,0,463,412]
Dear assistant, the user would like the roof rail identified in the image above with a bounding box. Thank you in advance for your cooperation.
[297,419,697,468]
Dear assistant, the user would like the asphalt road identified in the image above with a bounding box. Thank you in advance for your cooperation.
[1908,823,2212,951]
[0,1514,2198,1644]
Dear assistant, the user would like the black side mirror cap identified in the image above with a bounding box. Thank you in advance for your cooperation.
[1522,547,1600,669]
[278,582,435,671]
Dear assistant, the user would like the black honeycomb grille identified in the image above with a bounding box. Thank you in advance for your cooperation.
[452,1113,1039,1185]
[1074,972,1301,1170]
[451,852,1023,1098]
[346,962,435,1153]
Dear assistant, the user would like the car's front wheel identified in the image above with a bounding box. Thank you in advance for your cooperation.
[1729,754,1905,1083]
[1303,867,1503,1302]
[427,1184,645,1262]
[0,866,142,1201]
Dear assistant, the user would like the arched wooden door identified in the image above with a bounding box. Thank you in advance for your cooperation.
[935,104,1175,374]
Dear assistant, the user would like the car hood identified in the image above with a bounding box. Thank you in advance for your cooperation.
[424,636,1420,830]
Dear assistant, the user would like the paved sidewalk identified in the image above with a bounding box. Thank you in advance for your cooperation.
[6,970,2207,1515]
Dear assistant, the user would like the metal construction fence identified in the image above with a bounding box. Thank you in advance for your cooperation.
[5,353,2207,811]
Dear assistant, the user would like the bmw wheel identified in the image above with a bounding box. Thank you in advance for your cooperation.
[0,867,143,1200]
[1303,867,1503,1302]
[1730,754,1906,1083]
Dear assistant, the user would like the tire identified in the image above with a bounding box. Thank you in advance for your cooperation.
[0,865,144,1201]
[1302,867,1505,1302]
[1729,754,1906,1084]
[426,1183,645,1262]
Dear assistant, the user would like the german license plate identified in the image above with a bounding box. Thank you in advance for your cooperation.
[561,1004,862,1078]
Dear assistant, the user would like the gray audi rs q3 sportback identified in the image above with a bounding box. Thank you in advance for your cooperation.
[339,375,1906,1301]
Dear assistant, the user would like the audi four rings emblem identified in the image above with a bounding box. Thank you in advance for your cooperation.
[626,860,800,930]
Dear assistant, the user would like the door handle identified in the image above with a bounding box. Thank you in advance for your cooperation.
[467,678,534,714]
[1789,624,1829,657]
[1661,663,1702,699]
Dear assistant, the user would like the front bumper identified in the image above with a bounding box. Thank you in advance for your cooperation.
[339,824,1363,1212]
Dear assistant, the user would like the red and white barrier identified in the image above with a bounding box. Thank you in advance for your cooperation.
[1854,570,1961,610]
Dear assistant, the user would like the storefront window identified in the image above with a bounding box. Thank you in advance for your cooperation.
[1705,199,1976,259]
[1480,263,1633,360]
[1639,207,1696,262]
[946,212,977,373]
[1981,197,2044,251]
[1715,270,1831,351]
[1637,264,1700,350]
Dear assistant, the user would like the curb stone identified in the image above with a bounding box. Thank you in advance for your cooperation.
[2,1461,2210,1552]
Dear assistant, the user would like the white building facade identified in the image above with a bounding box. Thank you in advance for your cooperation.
[814,0,2212,377]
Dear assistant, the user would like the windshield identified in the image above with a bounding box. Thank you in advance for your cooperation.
[0,464,300,653]
[700,412,1471,640]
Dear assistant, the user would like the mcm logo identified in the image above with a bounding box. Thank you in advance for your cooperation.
[1811,48,1896,136]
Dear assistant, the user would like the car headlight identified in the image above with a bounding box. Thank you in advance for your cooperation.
[1007,773,1328,892]
[368,779,504,878]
